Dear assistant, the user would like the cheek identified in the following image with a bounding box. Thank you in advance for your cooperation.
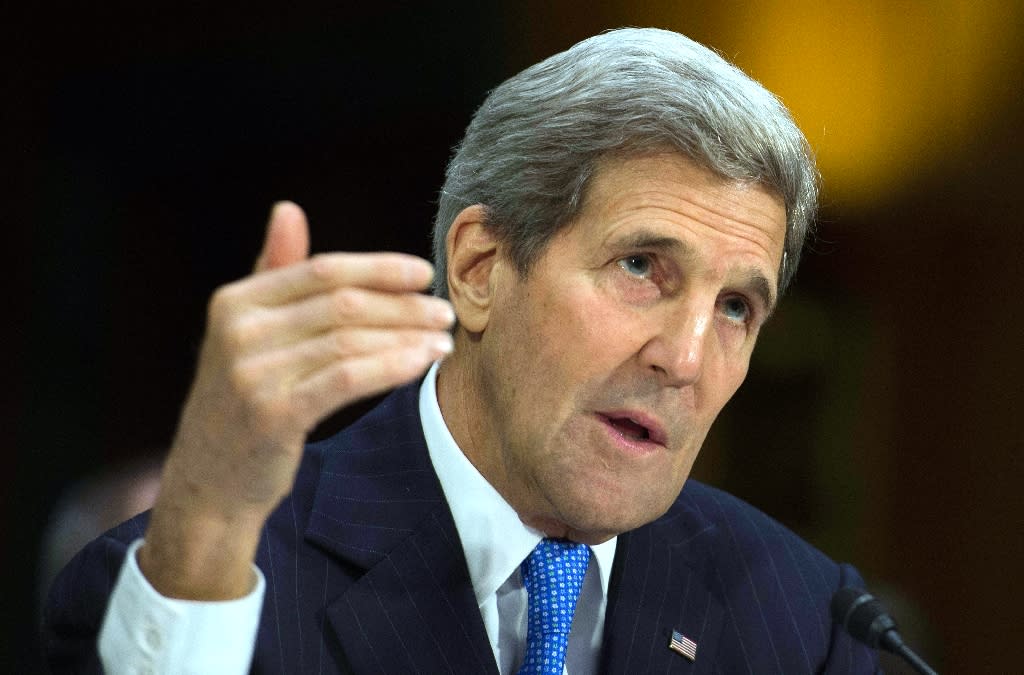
[487,287,586,412]
[700,330,754,404]
[719,353,751,403]
[545,284,643,364]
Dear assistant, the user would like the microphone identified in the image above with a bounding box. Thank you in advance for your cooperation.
[831,587,938,675]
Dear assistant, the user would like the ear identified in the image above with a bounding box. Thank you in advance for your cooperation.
[445,204,501,333]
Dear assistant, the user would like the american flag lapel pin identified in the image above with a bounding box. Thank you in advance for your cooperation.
[669,630,698,661]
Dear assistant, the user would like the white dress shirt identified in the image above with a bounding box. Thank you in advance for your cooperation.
[99,362,616,674]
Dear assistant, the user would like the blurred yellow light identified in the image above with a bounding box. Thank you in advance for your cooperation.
[606,1,1022,205]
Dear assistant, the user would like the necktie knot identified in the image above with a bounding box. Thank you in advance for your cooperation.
[518,538,590,674]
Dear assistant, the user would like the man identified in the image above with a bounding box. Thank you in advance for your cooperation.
[44,28,880,673]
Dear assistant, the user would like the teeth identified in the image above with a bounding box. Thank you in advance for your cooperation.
[629,423,648,439]
[612,417,649,440]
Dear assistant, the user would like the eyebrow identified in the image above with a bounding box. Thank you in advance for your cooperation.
[608,230,778,315]
[743,272,777,317]
[611,231,694,257]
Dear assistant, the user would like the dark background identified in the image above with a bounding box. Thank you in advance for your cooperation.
[7,3,1023,672]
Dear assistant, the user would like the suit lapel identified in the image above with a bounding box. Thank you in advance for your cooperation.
[601,491,726,674]
[304,384,498,674]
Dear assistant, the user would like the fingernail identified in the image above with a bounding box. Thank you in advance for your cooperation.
[270,200,294,218]
[419,259,436,281]
[432,334,454,355]
[408,258,435,286]
[435,302,455,326]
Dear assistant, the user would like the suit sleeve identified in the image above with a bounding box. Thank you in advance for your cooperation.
[43,534,264,674]
[43,529,130,673]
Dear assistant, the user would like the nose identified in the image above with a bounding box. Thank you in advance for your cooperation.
[638,301,712,387]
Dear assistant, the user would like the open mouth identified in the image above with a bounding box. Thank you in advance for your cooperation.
[606,416,652,441]
[598,412,666,446]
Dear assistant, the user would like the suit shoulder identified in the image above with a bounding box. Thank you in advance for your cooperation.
[41,522,143,672]
[672,480,860,619]
[667,481,877,671]
[677,479,839,574]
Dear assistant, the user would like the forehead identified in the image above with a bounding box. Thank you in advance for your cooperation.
[575,153,787,278]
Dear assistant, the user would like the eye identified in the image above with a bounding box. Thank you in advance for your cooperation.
[618,254,653,279]
[720,296,751,324]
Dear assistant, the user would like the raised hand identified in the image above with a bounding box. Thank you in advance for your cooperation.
[138,202,454,599]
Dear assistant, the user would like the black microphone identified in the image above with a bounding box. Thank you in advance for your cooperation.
[831,587,938,675]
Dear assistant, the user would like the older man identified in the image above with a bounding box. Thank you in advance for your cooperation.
[45,28,879,673]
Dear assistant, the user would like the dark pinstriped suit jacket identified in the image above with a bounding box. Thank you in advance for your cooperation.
[44,382,880,673]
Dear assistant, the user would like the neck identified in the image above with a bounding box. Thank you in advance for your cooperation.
[435,337,493,483]
[435,345,615,546]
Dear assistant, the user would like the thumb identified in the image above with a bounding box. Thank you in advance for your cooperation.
[254,201,311,272]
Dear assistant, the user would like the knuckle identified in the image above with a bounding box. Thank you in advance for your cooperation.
[207,285,237,323]
[332,288,365,321]
[330,362,357,393]
[220,315,259,353]
[329,330,356,357]
[228,360,261,395]
[308,253,334,281]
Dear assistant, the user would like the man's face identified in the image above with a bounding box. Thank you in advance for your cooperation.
[453,152,787,543]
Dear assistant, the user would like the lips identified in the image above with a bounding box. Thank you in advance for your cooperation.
[597,410,667,447]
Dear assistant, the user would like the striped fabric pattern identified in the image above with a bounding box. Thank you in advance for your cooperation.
[44,382,881,674]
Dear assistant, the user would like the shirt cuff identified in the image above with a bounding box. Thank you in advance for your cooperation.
[98,538,265,675]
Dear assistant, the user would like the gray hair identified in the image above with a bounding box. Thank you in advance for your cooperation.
[432,27,817,298]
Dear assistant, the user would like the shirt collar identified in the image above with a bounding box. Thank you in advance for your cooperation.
[418,361,616,608]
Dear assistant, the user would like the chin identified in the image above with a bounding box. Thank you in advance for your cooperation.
[549,481,675,542]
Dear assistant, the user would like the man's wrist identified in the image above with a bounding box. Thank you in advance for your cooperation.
[99,539,265,675]
[139,500,266,600]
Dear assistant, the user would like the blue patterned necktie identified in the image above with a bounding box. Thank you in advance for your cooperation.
[517,538,591,675]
